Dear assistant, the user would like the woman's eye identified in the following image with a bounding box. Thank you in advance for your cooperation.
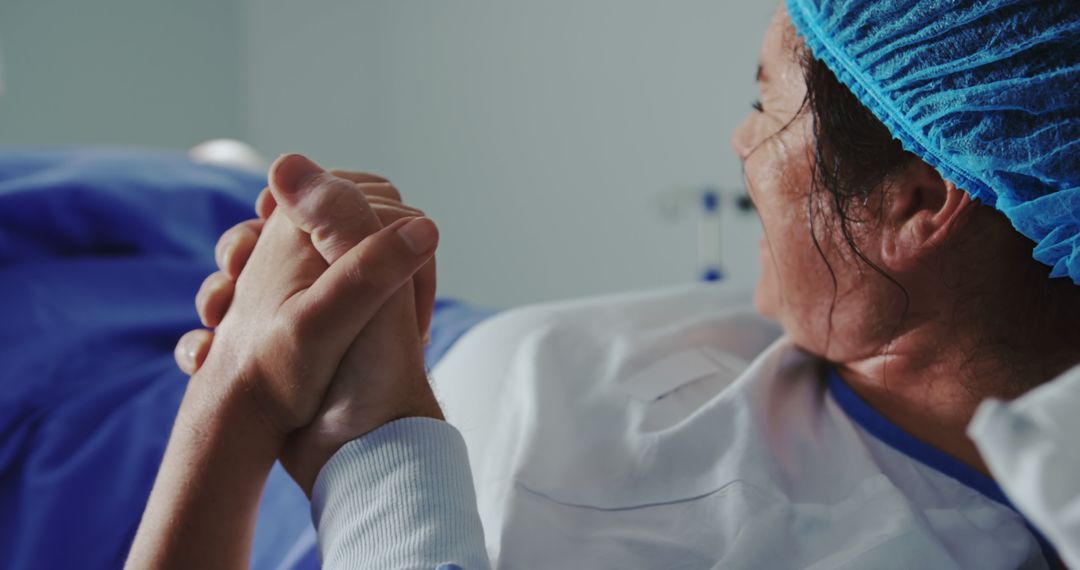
[751,99,764,112]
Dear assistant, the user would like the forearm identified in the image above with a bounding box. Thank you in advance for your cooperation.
[127,366,282,570]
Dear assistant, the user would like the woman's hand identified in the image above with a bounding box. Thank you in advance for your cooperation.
[175,167,437,375]
[129,154,439,569]
[192,159,436,441]
[250,155,444,492]
[179,158,444,492]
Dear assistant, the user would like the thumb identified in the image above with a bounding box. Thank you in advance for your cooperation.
[268,153,382,264]
[291,217,439,350]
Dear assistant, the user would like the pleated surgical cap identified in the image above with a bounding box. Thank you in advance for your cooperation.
[785,0,1080,284]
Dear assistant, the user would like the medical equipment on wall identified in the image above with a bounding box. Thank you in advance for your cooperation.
[654,186,755,282]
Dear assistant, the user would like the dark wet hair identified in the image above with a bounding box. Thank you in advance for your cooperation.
[794,46,1080,390]
[795,48,913,355]
[801,54,911,238]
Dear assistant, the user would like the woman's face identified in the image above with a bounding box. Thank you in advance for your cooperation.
[730,6,889,359]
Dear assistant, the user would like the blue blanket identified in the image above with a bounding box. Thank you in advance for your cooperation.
[0,148,493,569]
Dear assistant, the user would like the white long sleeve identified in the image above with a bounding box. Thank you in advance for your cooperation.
[311,417,492,570]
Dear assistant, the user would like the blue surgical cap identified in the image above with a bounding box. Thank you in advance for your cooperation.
[785,0,1080,284]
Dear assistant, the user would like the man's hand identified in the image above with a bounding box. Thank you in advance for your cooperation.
[175,167,437,376]
[177,156,446,492]
[191,155,439,445]
[249,155,445,492]
[128,154,440,569]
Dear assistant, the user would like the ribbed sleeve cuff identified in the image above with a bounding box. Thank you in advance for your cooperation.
[311,417,491,570]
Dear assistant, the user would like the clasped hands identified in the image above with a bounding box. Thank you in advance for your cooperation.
[175,153,443,495]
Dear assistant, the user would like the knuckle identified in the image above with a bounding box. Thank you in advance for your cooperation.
[214,233,235,268]
[224,224,259,276]
[381,183,402,202]
[215,219,259,269]
[330,251,399,303]
[342,254,380,291]
[372,206,408,225]
[271,309,301,341]
[221,241,241,273]
[196,272,221,304]
[312,180,374,220]
[283,301,322,348]
[309,172,358,197]
[245,218,265,236]
[330,169,390,185]
[387,201,423,216]
[255,187,275,216]
[236,218,262,237]
[359,182,401,202]
[196,272,230,322]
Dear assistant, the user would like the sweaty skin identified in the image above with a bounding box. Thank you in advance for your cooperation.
[731,5,1080,475]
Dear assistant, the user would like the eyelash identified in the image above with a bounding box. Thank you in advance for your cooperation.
[751,100,764,112]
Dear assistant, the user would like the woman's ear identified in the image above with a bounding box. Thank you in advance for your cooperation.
[880,160,975,272]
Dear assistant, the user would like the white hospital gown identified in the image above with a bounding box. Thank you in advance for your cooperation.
[314,283,1054,568]
[970,364,1080,569]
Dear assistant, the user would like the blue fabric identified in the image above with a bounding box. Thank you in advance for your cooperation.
[785,0,1080,284]
[826,367,1061,568]
[0,148,494,570]
[425,299,498,367]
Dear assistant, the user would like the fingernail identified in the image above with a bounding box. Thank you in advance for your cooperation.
[194,287,207,317]
[221,236,237,273]
[273,153,323,194]
[175,338,195,371]
[216,233,237,267]
[397,217,438,254]
[185,344,198,369]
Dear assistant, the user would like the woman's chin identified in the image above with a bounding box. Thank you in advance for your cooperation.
[752,278,780,320]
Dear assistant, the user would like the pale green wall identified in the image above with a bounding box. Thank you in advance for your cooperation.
[242,0,773,307]
[0,0,772,306]
[0,0,245,149]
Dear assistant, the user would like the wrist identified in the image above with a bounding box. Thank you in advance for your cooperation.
[128,359,285,569]
[184,357,286,462]
[282,383,444,496]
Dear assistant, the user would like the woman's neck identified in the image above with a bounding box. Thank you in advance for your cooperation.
[834,322,1079,477]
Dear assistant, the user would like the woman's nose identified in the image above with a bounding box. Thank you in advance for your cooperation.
[730,115,755,161]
